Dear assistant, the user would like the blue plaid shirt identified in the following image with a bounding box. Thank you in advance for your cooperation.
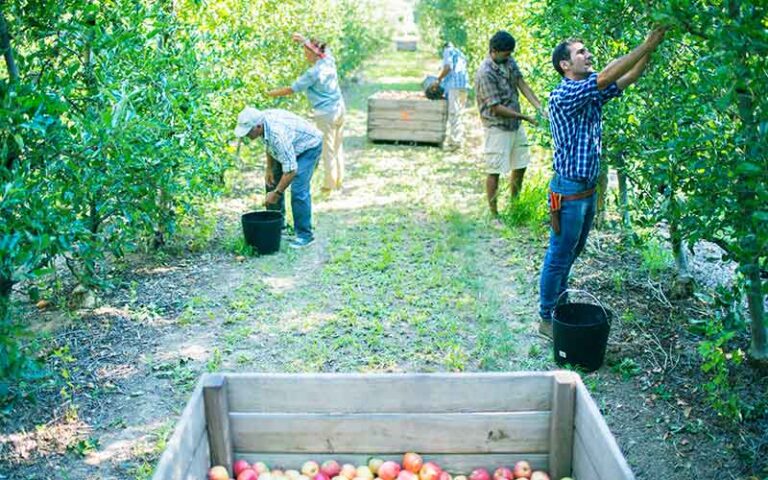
[549,73,622,181]
[440,46,469,91]
[262,109,322,172]
[291,54,344,115]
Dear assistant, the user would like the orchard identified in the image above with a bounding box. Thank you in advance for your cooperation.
[1,0,766,479]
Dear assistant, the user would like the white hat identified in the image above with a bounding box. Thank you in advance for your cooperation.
[234,107,266,138]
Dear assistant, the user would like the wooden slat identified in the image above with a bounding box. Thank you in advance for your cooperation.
[183,431,211,480]
[232,453,549,474]
[368,129,445,144]
[368,109,448,122]
[572,430,601,480]
[225,373,554,413]
[368,99,447,113]
[548,371,576,479]
[230,412,550,453]
[368,119,446,132]
[573,382,635,479]
[152,380,207,480]
[204,374,234,474]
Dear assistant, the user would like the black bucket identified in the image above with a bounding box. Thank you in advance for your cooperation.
[241,211,283,254]
[553,291,611,372]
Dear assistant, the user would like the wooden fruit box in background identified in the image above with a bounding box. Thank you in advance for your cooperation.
[367,91,447,145]
[395,39,418,51]
[152,372,635,480]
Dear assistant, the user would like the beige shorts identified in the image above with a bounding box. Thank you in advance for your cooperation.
[483,127,531,174]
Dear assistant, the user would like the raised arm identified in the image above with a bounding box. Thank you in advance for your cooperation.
[267,87,294,98]
[597,27,666,90]
[616,52,651,90]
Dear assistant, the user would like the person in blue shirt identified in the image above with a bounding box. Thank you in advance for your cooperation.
[430,42,470,149]
[269,33,346,195]
[537,27,667,339]
[234,107,323,249]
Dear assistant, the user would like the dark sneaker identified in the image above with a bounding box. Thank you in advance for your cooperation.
[289,236,315,249]
[538,320,553,340]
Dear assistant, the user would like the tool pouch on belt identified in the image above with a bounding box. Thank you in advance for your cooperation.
[549,188,596,235]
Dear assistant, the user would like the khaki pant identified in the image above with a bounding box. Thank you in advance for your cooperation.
[314,105,345,191]
[483,126,531,174]
[446,89,467,147]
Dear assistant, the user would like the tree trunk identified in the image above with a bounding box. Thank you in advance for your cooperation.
[594,168,609,229]
[617,170,630,228]
[669,214,694,299]
[746,264,768,362]
[0,8,19,84]
[0,275,13,321]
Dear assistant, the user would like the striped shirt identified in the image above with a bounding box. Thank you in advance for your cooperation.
[475,56,524,131]
[440,46,469,91]
[291,54,345,115]
[549,73,622,181]
[262,110,322,172]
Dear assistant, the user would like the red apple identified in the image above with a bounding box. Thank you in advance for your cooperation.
[512,461,531,479]
[419,462,441,480]
[529,473,549,480]
[438,472,451,480]
[235,460,253,477]
[341,464,358,480]
[368,458,385,475]
[397,471,419,480]
[322,460,342,478]
[239,470,259,480]
[303,461,321,477]
[469,469,490,480]
[378,461,401,480]
[493,468,512,480]
[403,453,423,473]
[208,466,229,480]
[315,473,330,480]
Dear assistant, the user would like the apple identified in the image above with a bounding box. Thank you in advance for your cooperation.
[332,476,347,480]
[303,462,321,477]
[403,453,423,473]
[260,474,273,480]
[239,470,259,480]
[341,464,358,479]
[397,471,419,480]
[254,463,270,474]
[235,461,253,477]
[493,468,512,480]
[273,470,285,478]
[438,472,451,480]
[419,462,441,480]
[454,476,468,480]
[469,469,490,480]
[315,473,330,480]
[286,471,302,480]
[512,462,531,479]
[378,461,401,480]
[357,466,374,479]
[559,478,573,480]
[209,466,229,480]
[368,458,385,475]
[322,460,342,478]
[530,473,549,480]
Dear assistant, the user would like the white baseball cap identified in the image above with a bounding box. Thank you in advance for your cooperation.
[234,107,266,137]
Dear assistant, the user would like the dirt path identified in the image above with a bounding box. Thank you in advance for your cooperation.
[3,47,764,480]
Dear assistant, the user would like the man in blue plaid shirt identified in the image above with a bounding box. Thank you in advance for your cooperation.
[235,107,323,249]
[538,27,667,339]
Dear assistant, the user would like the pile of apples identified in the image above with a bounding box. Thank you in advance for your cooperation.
[208,452,572,480]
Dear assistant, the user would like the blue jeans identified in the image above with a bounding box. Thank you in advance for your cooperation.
[266,145,321,241]
[539,174,597,320]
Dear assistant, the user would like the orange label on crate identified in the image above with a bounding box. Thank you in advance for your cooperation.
[400,110,411,121]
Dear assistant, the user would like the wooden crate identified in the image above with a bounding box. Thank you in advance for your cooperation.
[152,372,635,480]
[367,91,447,145]
[395,39,418,51]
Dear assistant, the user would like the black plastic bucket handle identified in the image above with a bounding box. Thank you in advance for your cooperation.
[555,288,618,334]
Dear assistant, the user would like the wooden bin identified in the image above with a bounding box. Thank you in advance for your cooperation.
[367,92,448,145]
[395,39,418,51]
[152,372,635,480]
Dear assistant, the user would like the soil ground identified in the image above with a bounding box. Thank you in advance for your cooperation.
[1,46,766,480]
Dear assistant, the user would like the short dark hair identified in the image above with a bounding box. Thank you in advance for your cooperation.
[552,38,581,76]
[489,31,516,53]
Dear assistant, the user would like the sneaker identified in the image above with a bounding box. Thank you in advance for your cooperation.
[289,236,315,249]
[538,320,553,340]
